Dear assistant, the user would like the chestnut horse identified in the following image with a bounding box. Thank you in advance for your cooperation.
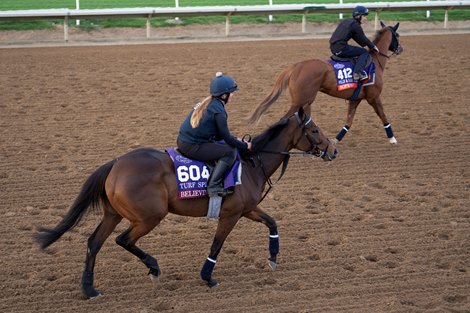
[249,22,403,144]
[34,108,337,299]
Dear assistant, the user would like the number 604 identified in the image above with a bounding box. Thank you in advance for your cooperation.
[177,165,210,182]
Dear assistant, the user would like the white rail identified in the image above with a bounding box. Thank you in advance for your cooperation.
[1,1,469,41]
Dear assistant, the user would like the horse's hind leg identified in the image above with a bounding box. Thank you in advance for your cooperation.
[334,99,361,143]
[243,207,279,270]
[201,213,241,288]
[369,97,397,144]
[115,219,163,279]
[82,212,122,299]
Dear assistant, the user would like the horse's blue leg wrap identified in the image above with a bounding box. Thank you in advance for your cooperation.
[335,125,350,141]
[201,257,217,284]
[81,270,101,298]
[269,234,279,256]
[384,123,394,138]
[142,254,161,277]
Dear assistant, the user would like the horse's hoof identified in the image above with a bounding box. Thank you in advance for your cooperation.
[268,260,277,271]
[207,279,219,288]
[85,290,103,300]
[148,267,161,277]
[331,138,339,145]
[149,273,160,283]
[88,293,103,300]
[389,137,398,145]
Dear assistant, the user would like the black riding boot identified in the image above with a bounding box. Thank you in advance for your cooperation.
[353,53,369,80]
[207,159,233,197]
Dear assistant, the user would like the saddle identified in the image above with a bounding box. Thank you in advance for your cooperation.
[330,54,373,69]
[327,57,376,91]
[165,148,242,200]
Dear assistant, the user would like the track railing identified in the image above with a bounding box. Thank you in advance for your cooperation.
[1,1,469,41]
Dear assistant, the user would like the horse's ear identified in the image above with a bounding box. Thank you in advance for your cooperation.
[393,22,400,31]
[380,21,386,28]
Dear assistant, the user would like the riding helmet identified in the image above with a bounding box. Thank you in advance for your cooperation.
[352,5,369,19]
[210,72,239,97]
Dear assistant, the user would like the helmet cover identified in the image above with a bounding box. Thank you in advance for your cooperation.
[210,72,239,96]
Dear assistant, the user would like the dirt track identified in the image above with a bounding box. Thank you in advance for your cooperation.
[1,33,469,312]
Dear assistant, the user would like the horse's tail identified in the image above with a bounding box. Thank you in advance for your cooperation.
[248,66,293,124]
[34,159,116,250]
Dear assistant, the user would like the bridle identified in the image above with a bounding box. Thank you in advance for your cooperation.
[260,112,331,159]
[374,26,402,70]
[252,112,334,203]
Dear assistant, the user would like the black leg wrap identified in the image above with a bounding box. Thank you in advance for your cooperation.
[269,235,279,255]
[200,257,218,287]
[384,123,394,138]
[336,125,350,141]
[269,235,279,260]
[81,270,101,298]
[142,254,161,277]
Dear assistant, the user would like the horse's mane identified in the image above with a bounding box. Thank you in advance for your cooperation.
[372,27,387,45]
[251,117,290,153]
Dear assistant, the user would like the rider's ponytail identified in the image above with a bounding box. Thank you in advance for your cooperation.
[190,96,212,128]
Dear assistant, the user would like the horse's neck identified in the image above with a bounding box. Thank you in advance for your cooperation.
[373,53,388,73]
[256,140,292,179]
[373,32,392,72]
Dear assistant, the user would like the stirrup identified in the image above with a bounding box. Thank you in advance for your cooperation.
[353,71,368,81]
[208,188,233,198]
[218,190,233,197]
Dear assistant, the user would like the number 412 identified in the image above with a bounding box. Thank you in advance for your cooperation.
[337,68,352,80]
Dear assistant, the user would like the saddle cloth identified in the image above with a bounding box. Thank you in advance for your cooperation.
[166,148,242,199]
[327,59,376,91]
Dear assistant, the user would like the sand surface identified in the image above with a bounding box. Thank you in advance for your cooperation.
[0,29,469,312]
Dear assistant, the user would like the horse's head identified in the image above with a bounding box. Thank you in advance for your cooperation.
[376,22,403,56]
[291,108,338,161]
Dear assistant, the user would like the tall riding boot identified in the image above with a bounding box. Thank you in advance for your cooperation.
[353,53,368,80]
[207,160,233,197]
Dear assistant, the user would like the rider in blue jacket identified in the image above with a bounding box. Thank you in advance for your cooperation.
[177,72,252,197]
[329,5,379,81]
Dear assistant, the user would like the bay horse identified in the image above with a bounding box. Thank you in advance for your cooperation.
[34,108,337,299]
[249,21,403,144]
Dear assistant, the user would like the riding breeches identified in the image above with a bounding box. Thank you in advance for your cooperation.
[334,45,368,73]
[177,138,237,166]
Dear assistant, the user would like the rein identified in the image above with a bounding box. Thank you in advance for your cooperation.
[374,46,398,71]
[374,51,388,71]
[255,152,290,204]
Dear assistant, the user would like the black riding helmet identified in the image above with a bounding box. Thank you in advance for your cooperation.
[352,5,369,20]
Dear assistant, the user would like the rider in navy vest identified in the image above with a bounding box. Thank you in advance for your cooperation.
[329,5,379,81]
[177,72,252,197]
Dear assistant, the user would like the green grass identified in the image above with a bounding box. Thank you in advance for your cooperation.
[1,0,470,10]
[1,1,469,30]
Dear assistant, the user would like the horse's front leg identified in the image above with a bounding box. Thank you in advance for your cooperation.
[334,99,361,143]
[369,97,397,144]
[201,212,241,288]
[243,207,279,271]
